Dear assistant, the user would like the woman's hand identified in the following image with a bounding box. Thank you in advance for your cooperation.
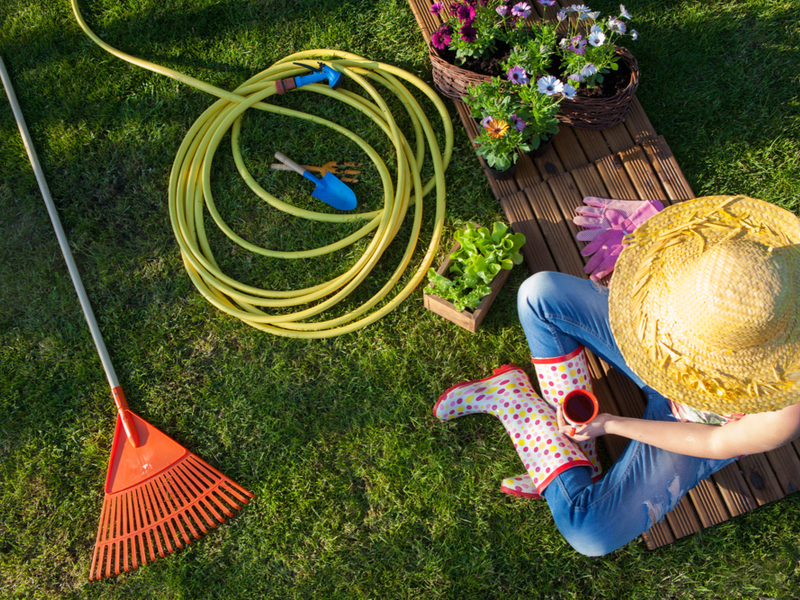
[556,406,612,441]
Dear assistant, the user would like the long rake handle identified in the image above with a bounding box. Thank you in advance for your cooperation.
[0,57,139,446]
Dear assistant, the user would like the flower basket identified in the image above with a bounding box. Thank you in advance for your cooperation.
[556,47,639,131]
[429,44,495,101]
[423,238,512,333]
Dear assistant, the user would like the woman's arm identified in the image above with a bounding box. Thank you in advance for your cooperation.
[558,401,800,460]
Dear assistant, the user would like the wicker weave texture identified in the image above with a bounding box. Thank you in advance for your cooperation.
[429,45,494,101]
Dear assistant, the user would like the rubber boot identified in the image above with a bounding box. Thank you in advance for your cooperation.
[532,346,603,480]
[497,347,605,499]
[434,364,593,496]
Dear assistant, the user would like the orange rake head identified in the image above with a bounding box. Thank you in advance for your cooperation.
[89,411,254,580]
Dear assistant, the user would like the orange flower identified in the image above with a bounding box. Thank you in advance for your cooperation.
[484,118,509,139]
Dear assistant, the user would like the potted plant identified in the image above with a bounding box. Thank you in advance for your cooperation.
[423,222,526,332]
[427,0,537,100]
[463,74,571,174]
[547,4,640,129]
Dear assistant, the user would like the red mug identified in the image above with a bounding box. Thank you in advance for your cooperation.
[562,389,599,427]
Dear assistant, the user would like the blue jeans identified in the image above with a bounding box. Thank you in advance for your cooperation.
[517,272,736,556]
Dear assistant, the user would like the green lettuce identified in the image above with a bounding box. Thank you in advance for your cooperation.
[424,222,526,312]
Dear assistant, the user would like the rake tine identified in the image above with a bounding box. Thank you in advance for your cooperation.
[136,485,157,562]
[175,463,226,525]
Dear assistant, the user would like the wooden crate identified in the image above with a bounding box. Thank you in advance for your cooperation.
[423,239,513,333]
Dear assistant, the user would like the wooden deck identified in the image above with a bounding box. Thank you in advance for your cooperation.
[408,0,800,549]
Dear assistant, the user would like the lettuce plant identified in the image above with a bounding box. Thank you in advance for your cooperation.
[424,222,526,312]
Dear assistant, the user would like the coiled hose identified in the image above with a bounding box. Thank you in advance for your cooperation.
[71,0,453,338]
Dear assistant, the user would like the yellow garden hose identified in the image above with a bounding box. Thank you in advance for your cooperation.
[71,0,453,338]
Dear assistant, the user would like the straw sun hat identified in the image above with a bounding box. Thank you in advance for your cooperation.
[609,195,800,416]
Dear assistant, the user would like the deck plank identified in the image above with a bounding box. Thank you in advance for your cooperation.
[738,454,786,507]
[640,136,695,202]
[551,125,590,171]
[765,443,800,495]
[623,96,658,143]
[618,146,671,203]
[499,191,557,274]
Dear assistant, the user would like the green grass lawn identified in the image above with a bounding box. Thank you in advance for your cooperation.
[1,0,799,598]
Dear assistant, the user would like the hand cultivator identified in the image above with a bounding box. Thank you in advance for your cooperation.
[270,159,362,183]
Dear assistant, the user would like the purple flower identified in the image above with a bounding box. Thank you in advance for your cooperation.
[496,4,509,15]
[561,84,577,99]
[480,116,493,128]
[568,34,587,55]
[429,1,444,15]
[459,23,477,43]
[449,2,463,17]
[538,0,555,5]
[556,9,566,20]
[511,114,527,131]
[479,0,488,5]
[568,73,584,83]
[507,65,530,84]
[431,25,453,50]
[456,3,476,22]
[511,2,532,18]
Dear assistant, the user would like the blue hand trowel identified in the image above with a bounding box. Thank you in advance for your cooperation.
[274,152,357,211]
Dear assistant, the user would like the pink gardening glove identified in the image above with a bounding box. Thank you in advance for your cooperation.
[574,197,664,242]
[580,209,636,281]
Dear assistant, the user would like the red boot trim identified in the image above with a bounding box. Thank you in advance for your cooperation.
[433,363,525,417]
[499,483,541,500]
[530,346,584,365]
[533,459,593,496]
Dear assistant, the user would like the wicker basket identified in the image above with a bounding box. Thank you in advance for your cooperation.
[556,48,639,131]
[429,44,494,101]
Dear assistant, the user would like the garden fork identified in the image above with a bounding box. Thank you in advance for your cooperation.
[271,160,361,183]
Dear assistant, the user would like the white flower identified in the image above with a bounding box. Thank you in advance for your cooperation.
[561,84,577,99]
[630,29,639,40]
[557,9,567,21]
[608,17,626,33]
[537,75,564,96]
[588,25,606,46]
[620,4,632,19]
[580,63,598,77]
[580,10,601,20]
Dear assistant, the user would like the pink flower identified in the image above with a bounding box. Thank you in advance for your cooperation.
[429,1,444,15]
[568,34,587,55]
[496,4,509,15]
[459,23,477,42]
[456,3,476,22]
[431,25,452,50]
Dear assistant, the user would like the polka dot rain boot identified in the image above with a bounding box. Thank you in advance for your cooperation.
[433,364,593,496]
[532,346,603,481]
